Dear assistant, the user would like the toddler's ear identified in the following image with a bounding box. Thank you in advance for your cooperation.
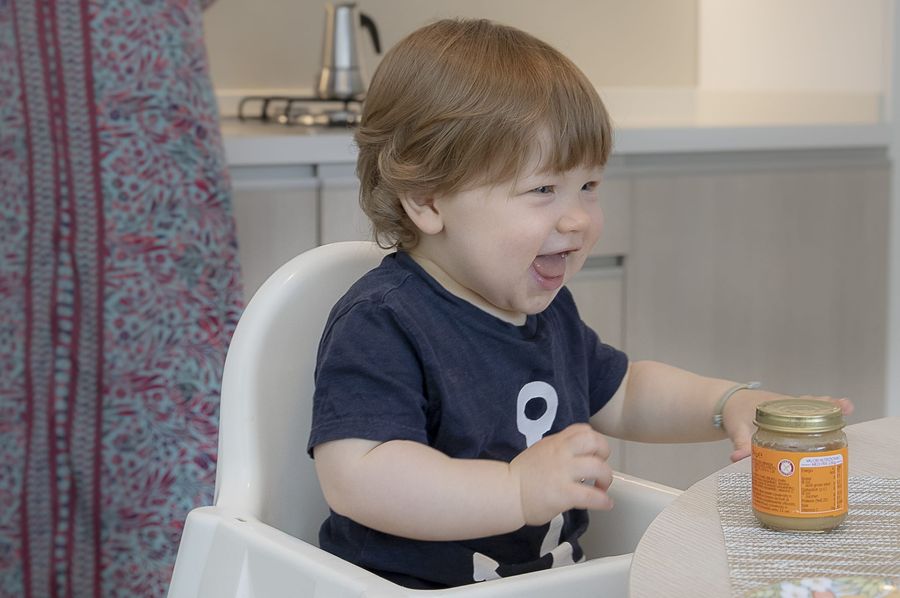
[399,193,443,236]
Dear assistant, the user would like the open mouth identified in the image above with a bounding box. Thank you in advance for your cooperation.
[531,252,569,290]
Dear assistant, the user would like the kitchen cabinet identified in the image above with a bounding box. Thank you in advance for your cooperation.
[318,163,371,245]
[231,165,320,299]
[617,149,889,489]
[590,176,632,258]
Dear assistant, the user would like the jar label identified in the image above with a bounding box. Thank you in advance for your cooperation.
[751,445,848,518]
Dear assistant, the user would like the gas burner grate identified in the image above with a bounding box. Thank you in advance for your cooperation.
[238,96,364,127]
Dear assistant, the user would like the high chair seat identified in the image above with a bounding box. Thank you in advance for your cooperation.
[168,241,681,598]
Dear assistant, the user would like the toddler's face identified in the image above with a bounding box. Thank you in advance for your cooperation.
[412,159,605,325]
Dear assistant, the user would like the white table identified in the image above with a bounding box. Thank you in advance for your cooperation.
[628,417,900,597]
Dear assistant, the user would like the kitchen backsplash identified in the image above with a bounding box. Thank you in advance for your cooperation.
[203,0,888,124]
[202,0,699,93]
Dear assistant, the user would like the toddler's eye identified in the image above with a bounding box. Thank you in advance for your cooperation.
[532,185,554,194]
[582,181,599,192]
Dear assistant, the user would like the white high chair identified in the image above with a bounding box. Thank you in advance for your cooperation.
[168,241,681,598]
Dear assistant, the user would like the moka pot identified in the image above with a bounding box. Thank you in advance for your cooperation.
[316,2,381,100]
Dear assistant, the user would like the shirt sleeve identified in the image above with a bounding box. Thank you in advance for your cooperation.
[584,324,629,416]
[552,287,629,416]
[307,299,430,457]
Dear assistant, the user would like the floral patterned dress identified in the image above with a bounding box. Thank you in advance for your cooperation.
[0,0,242,596]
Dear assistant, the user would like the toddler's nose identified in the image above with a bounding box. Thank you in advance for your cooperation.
[557,201,594,233]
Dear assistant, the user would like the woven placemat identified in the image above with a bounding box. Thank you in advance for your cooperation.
[717,472,900,597]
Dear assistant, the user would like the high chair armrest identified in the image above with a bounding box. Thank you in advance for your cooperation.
[582,472,682,559]
[168,506,406,598]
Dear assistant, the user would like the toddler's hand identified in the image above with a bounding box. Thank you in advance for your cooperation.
[725,394,854,462]
[508,423,614,526]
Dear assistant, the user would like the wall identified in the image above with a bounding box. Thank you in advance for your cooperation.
[689,0,889,125]
[202,0,699,95]
[698,0,888,93]
[203,0,890,125]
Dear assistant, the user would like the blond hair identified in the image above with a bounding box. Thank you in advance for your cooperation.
[355,18,613,249]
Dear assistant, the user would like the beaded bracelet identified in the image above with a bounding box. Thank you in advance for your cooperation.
[712,381,761,429]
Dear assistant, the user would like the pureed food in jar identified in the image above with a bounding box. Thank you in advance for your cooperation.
[751,399,847,532]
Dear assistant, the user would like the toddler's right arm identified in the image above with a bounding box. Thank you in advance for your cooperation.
[313,423,613,542]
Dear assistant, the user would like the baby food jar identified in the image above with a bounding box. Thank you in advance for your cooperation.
[751,398,848,532]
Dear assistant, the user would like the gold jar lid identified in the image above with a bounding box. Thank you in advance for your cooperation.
[754,398,844,433]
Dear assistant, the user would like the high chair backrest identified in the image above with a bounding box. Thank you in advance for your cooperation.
[214,241,387,543]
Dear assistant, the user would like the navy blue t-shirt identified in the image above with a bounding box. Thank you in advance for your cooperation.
[307,251,628,588]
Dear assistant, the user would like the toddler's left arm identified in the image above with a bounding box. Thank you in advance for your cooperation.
[591,360,854,462]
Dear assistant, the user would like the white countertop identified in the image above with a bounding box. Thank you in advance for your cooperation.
[221,119,358,166]
[219,88,892,166]
[220,118,890,167]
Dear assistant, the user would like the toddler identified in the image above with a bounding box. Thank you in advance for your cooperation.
[307,18,852,589]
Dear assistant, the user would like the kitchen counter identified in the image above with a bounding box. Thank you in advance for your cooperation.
[220,118,891,167]
[221,119,358,167]
[219,88,891,166]
[218,88,891,166]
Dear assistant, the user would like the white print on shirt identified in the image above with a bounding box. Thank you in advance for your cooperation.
[472,552,501,582]
[516,381,559,447]
[472,381,575,582]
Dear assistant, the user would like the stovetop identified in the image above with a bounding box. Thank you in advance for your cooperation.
[238,95,363,127]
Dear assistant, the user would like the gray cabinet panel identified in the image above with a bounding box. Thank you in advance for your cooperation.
[621,160,889,488]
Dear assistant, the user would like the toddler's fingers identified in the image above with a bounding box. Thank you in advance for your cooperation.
[834,397,854,416]
[730,446,751,462]
[571,483,614,512]
[563,424,610,460]
[729,427,754,462]
[572,455,613,491]
[800,395,854,416]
